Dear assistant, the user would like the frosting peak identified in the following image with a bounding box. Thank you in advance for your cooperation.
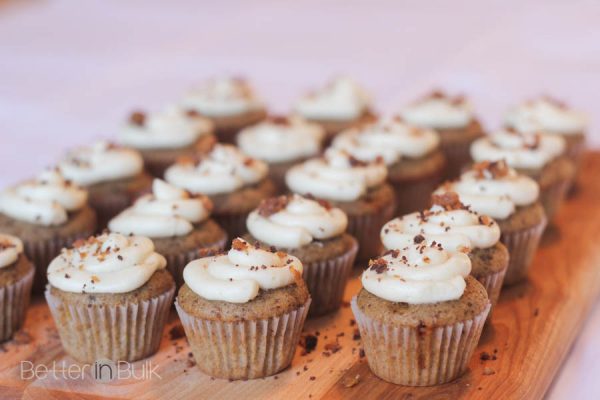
[505,97,587,135]
[0,234,24,269]
[400,90,474,129]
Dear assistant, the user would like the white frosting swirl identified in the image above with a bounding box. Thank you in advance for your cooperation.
[0,168,88,226]
[470,129,565,169]
[237,117,324,163]
[505,98,587,135]
[58,141,144,186]
[401,92,474,129]
[361,243,471,304]
[247,195,348,248]
[181,77,264,117]
[294,77,370,121]
[47,233,167,294]
[286,148,388,202]
[183,238,303,303]
[0,234,24,269]
[108,179,212,238]
[165,144,268,195]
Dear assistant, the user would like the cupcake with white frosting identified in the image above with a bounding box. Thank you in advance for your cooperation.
[351,239,490,386]
[400,90,485,179]
[165,143,276,238]
[244,194,357,316]
[293,77,375,142]
[237,116,325,192]
[0,234,34,342]
[119,106,216,177]
[470,128,575,221]
[181,77,267,143]
[175,238,310,380]
[286,147,396,261]
[58,140,152,229]
[332,116,446,214]
[45,232,175,363]
[435,160,547,284]
[0,168,97,292]
[108,179,227,287]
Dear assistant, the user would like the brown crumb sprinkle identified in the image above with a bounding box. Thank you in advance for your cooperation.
[431,192,465,211]
[472,160,510,179]
[129,111,146,126]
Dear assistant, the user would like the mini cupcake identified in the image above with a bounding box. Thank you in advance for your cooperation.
[381,192,508,315]
[286,148,396,262]
[470,128,575,222]
[165,143,276,238]
[332,116,446,214]
[293,77,375,143]
[400,90,485,179]
[244,194,358,316]
[352,242,490,386]
[435,160,547,285]
[119,106,216,177]
[58,141,153,229]
[45,233,175,363]
[181,77,267,143]
[0,234,34,342]
[237,116,325,192]
[0,168,96,292]
[175,238,310,380]
[108,179,227,287]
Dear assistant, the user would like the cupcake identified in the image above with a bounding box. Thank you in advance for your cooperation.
[352,241,490,386]
[58,141,153,229]
[45,233,175,363]
[435,160,547,285]
[293,77,375,143]
[175,238,310,380]
[400,90,485,179]
[108,179,227,287]
[181,77,266,144]
[286,148,396,262]
[0,234,34,342]
[118,106,216,177]
[332,116,446,215]
[165,143,276,238]
[244,194,358,317]
[237,116,325,192]
[380,192,508,315]
[470,128,575,222]
[0,168,96,292]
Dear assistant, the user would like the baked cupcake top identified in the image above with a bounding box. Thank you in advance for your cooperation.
[332,116,440,165]
[361,240,471,304]
[435,160,540,220]
[165,143,268,195]
[381,192,501,252]
[47,233,167,294]
[286,148,388,202]
[237,116,325,163]
[0,168,88,226]
[246,195,347,248]
[470,128,565,170]
[119,107,214,150]
[294,77,371,121]
[0,234,24,269]
[182,238,303,303]
[108,179,212,238]
[505,97,587,135]
[58,141,144,186]
[400,90,474,129]
[181,77,264,117]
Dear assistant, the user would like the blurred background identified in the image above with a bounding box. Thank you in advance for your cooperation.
[0,0,598,397]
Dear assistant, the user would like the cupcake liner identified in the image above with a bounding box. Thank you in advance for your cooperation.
[439,139,473,180]
[304,238,358,317]
[90,193,132,231]
[501,216,547,286]
[214,211,250,240]
[348,198,396,263]
[175,297,311,380]
[351,297,490,386]
[566,137,586,186]
[539,178,571,222]
[474,268,507,321]
[390,173,444,216]
[0,267,34,342]
[45,285,175,363]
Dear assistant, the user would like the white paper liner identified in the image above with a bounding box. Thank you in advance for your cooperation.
[501,216,548,286]
[351,297,490,386]
[175,297,311,380]
[347,196,396,262]
[0,266,34,342]
[439,138,474,180]
[391,172,443,216]
[540,178,571,222]
[474,267,507,321]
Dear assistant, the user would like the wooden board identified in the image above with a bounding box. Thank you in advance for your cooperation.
[1,153,600,400]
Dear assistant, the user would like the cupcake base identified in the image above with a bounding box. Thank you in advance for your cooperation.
[501,217,548,286]
[0,260,34,343]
